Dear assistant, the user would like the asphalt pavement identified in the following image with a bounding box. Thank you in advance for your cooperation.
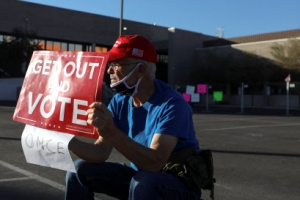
[1,105,300,200]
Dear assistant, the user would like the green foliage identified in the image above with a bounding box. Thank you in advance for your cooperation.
[270,38,300,72]
[0,28,42,77]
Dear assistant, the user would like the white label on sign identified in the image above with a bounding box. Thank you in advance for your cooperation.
[21,125,76,172]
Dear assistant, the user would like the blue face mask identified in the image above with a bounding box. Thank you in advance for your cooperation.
[110,63,143,96]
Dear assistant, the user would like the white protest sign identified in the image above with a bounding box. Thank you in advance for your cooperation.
[13,51,108,139]
[21,124,76,172]
[186,85,195,94]
[13,51,109,172]
[191,93,200,102]
[290,83,295,88]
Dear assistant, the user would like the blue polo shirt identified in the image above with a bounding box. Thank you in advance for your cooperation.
[108,79,200,171]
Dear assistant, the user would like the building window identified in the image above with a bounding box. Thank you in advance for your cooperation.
[95,46,108,53]
[85,45,108,52]
[38,40,45,49]
[1,35,13,42]
[74,44,82,51]
[68,43,75,51]
[46,41,53,50]
[85,45,92,52]
[29,39,44,49]
[61,42,67,51]
[53,42,61,51]
[68,43,82,51]
[158,54,168,63]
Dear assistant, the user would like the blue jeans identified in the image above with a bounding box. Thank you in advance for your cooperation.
[65,159,201,200]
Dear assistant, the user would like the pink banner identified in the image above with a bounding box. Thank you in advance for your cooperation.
[197,84,207,94]
[182,93,191,102]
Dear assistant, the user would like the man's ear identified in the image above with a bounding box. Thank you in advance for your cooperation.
[137,63,147,76]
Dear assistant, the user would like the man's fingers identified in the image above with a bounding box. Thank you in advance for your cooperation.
[86,102,112,128]
[86,111,100,120]
[87,115,99,125]
[89,102,96,108]
[89,102,104,109]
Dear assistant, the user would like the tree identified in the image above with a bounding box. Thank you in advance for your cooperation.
[270,38,300,72]
[0,28,42,77]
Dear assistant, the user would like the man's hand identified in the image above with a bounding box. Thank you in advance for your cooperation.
[86,102,178,172]
[86,102,115,138]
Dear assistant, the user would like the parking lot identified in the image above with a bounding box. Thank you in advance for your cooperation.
[1,105,300,200]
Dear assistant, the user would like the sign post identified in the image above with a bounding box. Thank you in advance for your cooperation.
[241,82,244,113]
[206,84,212,112]
[285,74,291,116]
[239,82,249,114]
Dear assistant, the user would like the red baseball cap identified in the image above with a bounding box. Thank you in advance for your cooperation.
[108,35,157,63]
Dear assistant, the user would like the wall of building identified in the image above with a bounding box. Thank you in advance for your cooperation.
[230,37,300,60]
[0,0,170,46]
[228,95,299,108]
[167,28,216,87]
[196,37,300,62]
[0,78,23,101]
[0,0,213,86]
[193,94,299,108]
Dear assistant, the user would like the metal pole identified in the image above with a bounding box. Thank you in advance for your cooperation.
[119,0,123,35]
[286,82,290,116]
[241,82,244,113]
[206,84,209,112]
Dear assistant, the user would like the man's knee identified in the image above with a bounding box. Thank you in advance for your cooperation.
[65,159,85,183]
[73,159,86,170]
[130,172,201,199]
[131,171,158,185]
[129,171,166,199]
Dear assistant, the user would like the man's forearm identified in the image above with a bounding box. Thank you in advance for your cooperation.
[105,129,166,172]
[68,137,112,163]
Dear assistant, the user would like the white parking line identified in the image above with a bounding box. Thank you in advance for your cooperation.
[0,160,102,200]
[202,123,300,131]
[0,177,33,183]
[0,160,65,191]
